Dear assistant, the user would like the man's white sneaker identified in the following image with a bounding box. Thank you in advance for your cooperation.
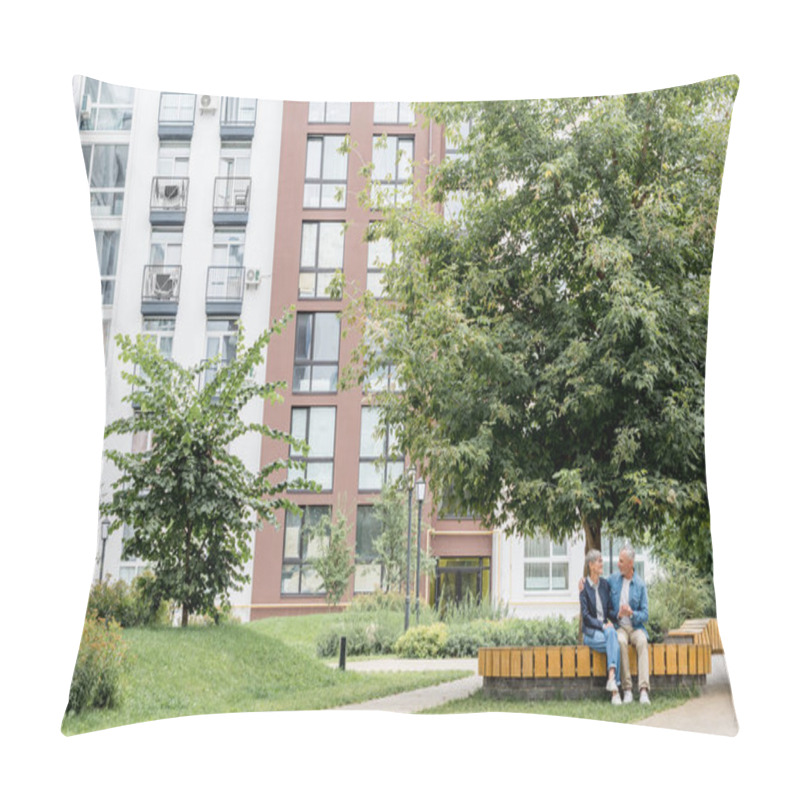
[606,677,618,692]
[639,689,650,704]
[623,690,633,704]
[611,693,622,705]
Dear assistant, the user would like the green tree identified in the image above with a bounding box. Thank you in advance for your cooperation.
[101,316,312,626]
[354,78,738,574]
[308,508,356,606]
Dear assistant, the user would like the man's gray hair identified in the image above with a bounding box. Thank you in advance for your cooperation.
[619,544,636,561]
[585,549,603,569]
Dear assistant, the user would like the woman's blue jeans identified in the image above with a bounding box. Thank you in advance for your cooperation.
[583,626,620,685]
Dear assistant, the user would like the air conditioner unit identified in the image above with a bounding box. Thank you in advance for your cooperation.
[245,269,261,287]
[199,94,217,114]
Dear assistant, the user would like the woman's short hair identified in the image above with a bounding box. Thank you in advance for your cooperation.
[585,549,603,569]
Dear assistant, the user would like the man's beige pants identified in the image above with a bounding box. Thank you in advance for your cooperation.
[616,626,649,691]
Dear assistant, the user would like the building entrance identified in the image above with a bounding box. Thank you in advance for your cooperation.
[434,557,490,611]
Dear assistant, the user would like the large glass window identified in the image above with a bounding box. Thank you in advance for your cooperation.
[79,78,134,131]
[299,221,344,299]
[149,230,182,265]
[221,97,257,125]
[204,319,238,385]
[373,102,414,124]
[82,144,128,216]
[212,230,245,266]
[157,143,190,177]
[293,312,340,392]
[304,135,348,208]
[289,407,336,491]
[158,93,196,124]
[367,231,395,297]
[142,318,175,359]
[95,230,119,306]
[355,506,383,593]
[371,136,413,207]
[281,505,331,595]
[523,535,569,592]
[358,406,404,492]
[308,102,350,123]
[219,144,251,177]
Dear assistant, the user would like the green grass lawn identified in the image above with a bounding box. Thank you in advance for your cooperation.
[418,687,698,722]
[61,622,470,736]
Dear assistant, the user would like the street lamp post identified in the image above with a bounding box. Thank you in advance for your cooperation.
[98,519,110,583]
[415,477,426,625]
[404,467,415,632]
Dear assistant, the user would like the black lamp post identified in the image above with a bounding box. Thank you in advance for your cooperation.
[414,477,426,625]
[404,467,415,632]
[98,519,110,583]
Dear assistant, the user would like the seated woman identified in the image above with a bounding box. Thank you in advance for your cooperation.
[580,549,621,705]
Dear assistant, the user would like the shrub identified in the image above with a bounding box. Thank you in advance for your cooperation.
[316,613,401,658]
[87,572,169,627]
[394,623,448,658]
[441,616,579,657]
[348,591,406,614]
[647,556,716,642]
[439,594,509,624]
[66,616,129,714]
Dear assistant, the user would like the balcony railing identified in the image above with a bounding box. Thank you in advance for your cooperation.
[141,265,181,316]
[150,177,189,225]
[213,177,251,225]
[220,97,257,140]
[206,266,245,316]
[158,93,196,140]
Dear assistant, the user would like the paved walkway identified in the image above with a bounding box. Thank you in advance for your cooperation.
[332,655,739,735]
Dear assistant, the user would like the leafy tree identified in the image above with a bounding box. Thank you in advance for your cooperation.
[353,78,738,574]
[101,317,313,626]
[308,509,356,606]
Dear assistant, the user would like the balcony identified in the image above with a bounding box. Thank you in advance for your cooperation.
[150,177,189,226]
[141,265,181,316]
[158,93,196,140]
[220,97,257,141]
[206,266,244,316]
[213,177,251,225]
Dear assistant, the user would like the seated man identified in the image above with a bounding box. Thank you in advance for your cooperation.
[579,549,621,705]
[608,545,650,704]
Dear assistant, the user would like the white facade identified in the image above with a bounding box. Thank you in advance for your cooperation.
[77,78,283,621]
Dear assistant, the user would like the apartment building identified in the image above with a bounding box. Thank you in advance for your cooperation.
[78,80,650,623]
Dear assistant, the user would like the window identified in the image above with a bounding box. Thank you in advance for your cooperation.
[79,78,134,131]
[367,231,394,296]
[82,144,128,216]
[157,143,190,177]
[355,506,383,593]
[371,135,413,207]
[603,539,647,580]
[119,523,147,583]
[523,535,569,591]
[437,484,476,520]
[143,318,175,359]
[299,221,344,299]
[373,102,414,124]
[308,102,350,123]
[95,230,119,306]
[281,506,331,595]
[221,97,257,125]
[204,319,238,385]
[158,93,196,124]
[293,312,340,392]
[289,407,336,491]
[212,230,245,267]
[304,135,348,208]
[219,144,251,177]
[444,119,473,222]
[149,230,182,265]
[358,406,404,491]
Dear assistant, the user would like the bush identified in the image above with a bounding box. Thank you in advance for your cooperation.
[441,616,579,657]
[439,594,509,624]
[394,623,448,658]
[67,616,128,714]
[87,572,169,627]
[647,556,716,642]
[347,591,406,614]
[316,613,401,658]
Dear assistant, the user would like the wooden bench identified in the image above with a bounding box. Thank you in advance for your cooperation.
[664,618,723,654]
[478,642,713,700]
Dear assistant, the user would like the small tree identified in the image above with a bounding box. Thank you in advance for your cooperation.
[100,315,313,626]
[308,509,355,606]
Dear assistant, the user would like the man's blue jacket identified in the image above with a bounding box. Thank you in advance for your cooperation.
[608,571,649,639]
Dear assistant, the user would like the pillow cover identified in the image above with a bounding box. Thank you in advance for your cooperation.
[64,75,738,736]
